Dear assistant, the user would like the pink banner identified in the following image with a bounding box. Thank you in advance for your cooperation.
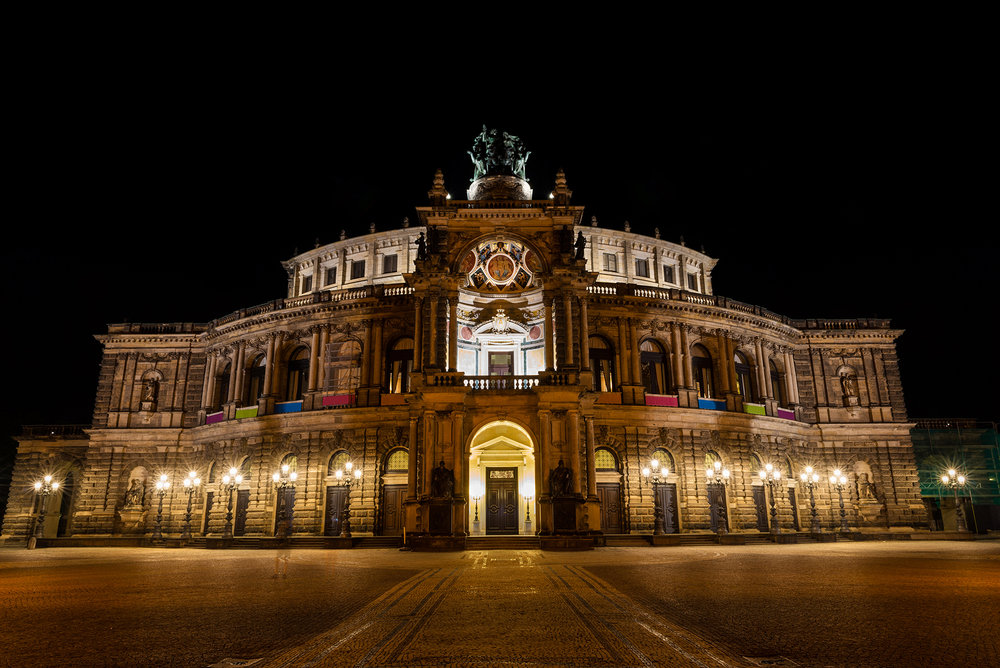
[322,394,355,407]
[206,411,225,425]
[645,394,678,407]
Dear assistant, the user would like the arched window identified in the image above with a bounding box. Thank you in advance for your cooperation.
[285,347,309,401]
[770,360,786,407]
[207,462,217,484]
[705,450,722,471]
[328,450,351,476]
[281,453,298,473]
[692,345,715,398]
[650,448,675,472]
[589,335,616,392]
[326,340,362,393]
[385,449,408,472]
[245,355,267,405]
[594,447,618,472]
[785,457,795,479]
[734,351,755,402]
[239,456,252,480]
[749,452,764,475]
[215,363,231,409]
[640,339,669,395]
[384,338,414,394]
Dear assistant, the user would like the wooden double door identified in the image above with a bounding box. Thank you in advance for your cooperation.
[598,483,623,533]
[382,484,406,536]
[655,483,680,534]
[324,486,349,536]
[485,467,518,534]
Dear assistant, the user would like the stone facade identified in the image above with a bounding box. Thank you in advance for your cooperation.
[1,160,929,546]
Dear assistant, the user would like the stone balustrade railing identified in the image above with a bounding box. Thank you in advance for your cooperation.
[463,375,540,390]
[20,425,90,438]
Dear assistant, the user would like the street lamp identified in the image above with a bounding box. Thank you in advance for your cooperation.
[221,467,243,539]
[758,463,782,534]
[332,460,362,538]
[941,469,969,532]
[30,475,60,546]
[272,464,298,538]
[799,466,821,533]
[641,458,670,535]
[152,474,171,545]
[706,460,731,535]
[471,481,482,534]
[829,469,850,532]
[181,471,201,542]
[523,481,534,533]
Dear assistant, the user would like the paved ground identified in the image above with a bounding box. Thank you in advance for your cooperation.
[0,542,997,667]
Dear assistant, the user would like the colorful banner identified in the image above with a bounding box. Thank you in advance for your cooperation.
[645,394,678,407]
[698,398,726,411]
[322,394,355,408]
[206,411,225,425]
[777,408,796,420]
[274,400,303,414]
[235,406,259,419]
[743,403,766,415]
[381,394,407,406]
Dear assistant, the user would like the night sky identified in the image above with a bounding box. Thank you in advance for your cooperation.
[3,62,997,484]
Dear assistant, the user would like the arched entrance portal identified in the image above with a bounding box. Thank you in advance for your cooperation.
[469,421,536,536]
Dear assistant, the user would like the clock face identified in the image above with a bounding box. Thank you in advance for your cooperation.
[465,240,535,292]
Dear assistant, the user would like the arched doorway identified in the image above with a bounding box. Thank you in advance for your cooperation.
[468,421,535,536]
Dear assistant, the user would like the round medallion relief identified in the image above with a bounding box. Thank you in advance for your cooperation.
[486,255,516,283]
[528,325,541,340]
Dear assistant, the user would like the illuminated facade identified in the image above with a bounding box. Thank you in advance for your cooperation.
[1,139,929,546]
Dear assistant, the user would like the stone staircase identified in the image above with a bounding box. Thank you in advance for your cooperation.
[465,536,541,550]
[604,534,652,547]
[354,536,403,549]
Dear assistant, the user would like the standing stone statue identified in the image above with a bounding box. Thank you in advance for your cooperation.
[574,231,587,259]
[416,232,427,261]
[431,460,455,498]
[840,372,858,398]
[549,459,572,498]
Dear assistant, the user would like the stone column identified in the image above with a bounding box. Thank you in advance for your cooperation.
[756,340,770,399]
[563,295,575,366]
[585,416,597,500]
[423,411,436,496]
[428,296,439,369]
[681,325,694,387]
[371,318,383,390]
[317,325,330,390]
[670,323,683,390]
[413,297,423,372]
[579,297,590,370]
[785,350,800,404]
[568,411,582,496]
[308,327,321,392]
[448,295,458,372]
[628,318,641,384]
[716,331,731,395]
[544,298,555,371]
[202,352,217,409]
[407,417,418,501]
[452,411,465,497]
[539,410,551,496]
[227,348,239,403]
[262,336,275,397]
[617,317,629,384]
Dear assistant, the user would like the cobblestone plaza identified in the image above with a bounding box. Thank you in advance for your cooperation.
[1,542,997,667]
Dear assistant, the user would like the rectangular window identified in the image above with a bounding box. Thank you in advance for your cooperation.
[603,253,618,273]
[662,264,675,284]
[325,266,337,285]
[687,273,698,291]
[301,275,312,293]
[635,258,649,277]
[350,260,366,280]
[382,254,398,274]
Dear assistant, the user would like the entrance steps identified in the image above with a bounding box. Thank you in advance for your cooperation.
[354,536,403,549]
[465,536,541,550]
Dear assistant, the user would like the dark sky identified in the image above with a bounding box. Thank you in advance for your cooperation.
[3,54,997,469]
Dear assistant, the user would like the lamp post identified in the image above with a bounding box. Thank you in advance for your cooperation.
[472,482,482,535]
[829,469,850,532]
[181,471,201,542]
[332,460,362,538]
[152,474,171,545]
[758,463,782,534]
[706,460,731,535]
[798,466,821,534]
[523,482,534,533]
[941,469,969,532]
[272,464,298,539]
[641,458,669,535]
[30,475,60,547]
[221,467,243,539]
